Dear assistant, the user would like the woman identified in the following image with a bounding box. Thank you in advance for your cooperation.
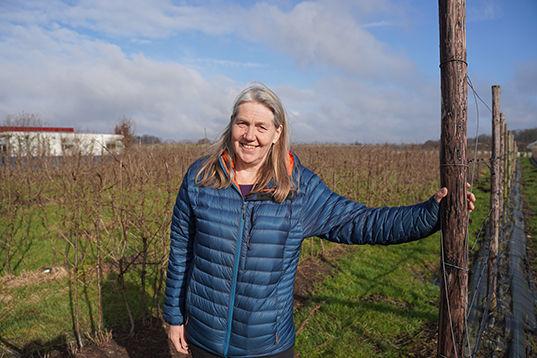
[164,84,476,357]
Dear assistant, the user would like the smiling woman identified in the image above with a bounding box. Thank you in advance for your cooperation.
[163,83,476,358]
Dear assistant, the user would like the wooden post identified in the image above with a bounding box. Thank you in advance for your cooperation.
[499,114,505,219]
[511,133,516,176]
[488,85,501,312]
[506,128,511,196]
[438,1,468,356]
[503,120,508,206]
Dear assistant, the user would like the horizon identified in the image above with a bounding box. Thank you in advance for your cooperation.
[1,1,536,143]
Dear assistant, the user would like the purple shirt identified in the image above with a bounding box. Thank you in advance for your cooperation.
[239,184,254,197]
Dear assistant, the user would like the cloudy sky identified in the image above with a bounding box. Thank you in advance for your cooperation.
[0,0,535,143]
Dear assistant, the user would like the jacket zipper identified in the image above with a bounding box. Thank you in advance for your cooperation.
[223,201,247,357]
[246,207,255,249]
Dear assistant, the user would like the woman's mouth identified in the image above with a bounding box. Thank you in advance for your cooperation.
[240,143,258,151]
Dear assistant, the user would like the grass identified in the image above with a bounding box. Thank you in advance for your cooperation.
[520,158,537,272]
[520,157,537,352]
[0,269,153,352]
[294,171,491,357]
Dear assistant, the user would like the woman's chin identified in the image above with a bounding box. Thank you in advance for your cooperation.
[236,153,263,167]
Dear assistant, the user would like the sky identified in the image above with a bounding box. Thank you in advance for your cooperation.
[0,0,535,143]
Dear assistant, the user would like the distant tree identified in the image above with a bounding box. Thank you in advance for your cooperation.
[514,127,537,150]
[4,112,44,127]
[197,137,211,145]
[114,117,135,149]
[423,140,439,149]
[135,134,162,145]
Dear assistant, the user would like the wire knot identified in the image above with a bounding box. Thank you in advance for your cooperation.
[439,58,468,68]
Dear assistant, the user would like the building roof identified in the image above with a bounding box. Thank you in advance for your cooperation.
[0,126,75,133]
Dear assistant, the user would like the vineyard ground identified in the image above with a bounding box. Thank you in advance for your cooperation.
[0,145,492,356]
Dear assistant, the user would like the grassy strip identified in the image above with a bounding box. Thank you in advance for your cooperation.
[520,158,537,273]
[294,179,490,357]
[520,157,537,352]
[0,270,150,353]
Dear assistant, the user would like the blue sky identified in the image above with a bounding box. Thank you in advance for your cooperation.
[0,0,535,143]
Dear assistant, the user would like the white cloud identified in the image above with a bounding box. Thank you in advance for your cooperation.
[1,1,413,78]
[243,2,414,80]
[504,61,537,130]
[468,0,502,22]
[281,77,440,143]
[0,24,238,140]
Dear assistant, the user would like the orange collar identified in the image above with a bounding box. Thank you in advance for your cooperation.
[220,150,295,183]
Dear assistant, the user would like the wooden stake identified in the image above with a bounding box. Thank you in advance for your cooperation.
[499,114,505,220]
[438,1,468,356]
[488,85,501,313]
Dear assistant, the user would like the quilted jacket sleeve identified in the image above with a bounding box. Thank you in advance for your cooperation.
[163,169,196,325]
[300,168,440,244]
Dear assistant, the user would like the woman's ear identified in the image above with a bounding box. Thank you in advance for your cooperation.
[273,125,283,144]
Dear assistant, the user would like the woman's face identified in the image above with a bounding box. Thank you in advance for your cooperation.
[231,101,282,171]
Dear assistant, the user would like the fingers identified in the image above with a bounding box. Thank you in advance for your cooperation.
[434,187,448,203]
[434,184,477,212]
[169,334,188,354]
[168,325,189,354]
[179,327,189,353]
[467,190,476,213]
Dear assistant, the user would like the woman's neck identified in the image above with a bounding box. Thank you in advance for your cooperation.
[234,166,258,185]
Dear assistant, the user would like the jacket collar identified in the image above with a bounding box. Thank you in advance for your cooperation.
[218,150,295,179]
[217,150,295,199]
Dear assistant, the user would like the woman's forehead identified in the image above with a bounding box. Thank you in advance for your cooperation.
[235,102,274,122]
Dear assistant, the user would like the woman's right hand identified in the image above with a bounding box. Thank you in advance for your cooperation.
[168,324,189,354]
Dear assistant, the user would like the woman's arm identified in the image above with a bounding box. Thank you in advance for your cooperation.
[300,168,441,245]
[163,170,196,326]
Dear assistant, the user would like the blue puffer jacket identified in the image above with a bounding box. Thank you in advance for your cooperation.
[163,153,440,357]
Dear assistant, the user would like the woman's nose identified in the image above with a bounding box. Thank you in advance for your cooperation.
[243,126,256,141]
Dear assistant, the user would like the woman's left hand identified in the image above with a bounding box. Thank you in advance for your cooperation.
[434,183,476,212]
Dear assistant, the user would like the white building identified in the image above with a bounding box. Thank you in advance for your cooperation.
[528,140,537,159]
[0,126,124,157]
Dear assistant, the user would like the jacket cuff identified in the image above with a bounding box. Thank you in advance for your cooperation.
[162,312,184,326]
[426,196,441,233]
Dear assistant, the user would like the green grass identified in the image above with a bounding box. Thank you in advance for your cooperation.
[0,187,173,276]
[521,158,537,271]
[294,175,491,357]
[0,269,154,352]
[520,157,537,352]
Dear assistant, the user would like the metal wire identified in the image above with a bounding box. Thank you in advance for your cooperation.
[438,72,489,357]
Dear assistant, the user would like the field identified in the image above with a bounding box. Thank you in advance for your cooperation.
[0,144,492,356]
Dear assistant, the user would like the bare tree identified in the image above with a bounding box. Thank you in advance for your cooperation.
[114,117,135,149]
[4,112,44,127]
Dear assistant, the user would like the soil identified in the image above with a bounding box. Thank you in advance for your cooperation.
[8,245,350,358]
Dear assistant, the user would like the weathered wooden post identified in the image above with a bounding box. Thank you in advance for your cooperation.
[511,133,516,176]
[499,114,505,220]
[488,85,501,313]
[505,123,509,208]
[438,0,469,356]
